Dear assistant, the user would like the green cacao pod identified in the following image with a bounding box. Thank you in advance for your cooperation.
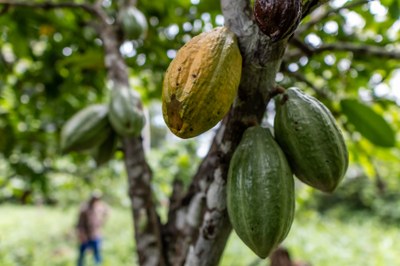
[108,85,145,137]
[61,104,112,153]
[227,126,295,259]
[274,88,349,193]
[162,26,242,139]
[119,7,148,40]
[93,130,117,167]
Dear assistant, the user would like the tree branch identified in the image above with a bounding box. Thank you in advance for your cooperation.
[301,0,329,19]
[288,37,400,60]
[0,0,102,17]
[283,67,332,99]
[121,0,137,7]
[96,15,166,266]
[315,42,400,59]
[94,0,103,7]
[123,137,166,266]
[298,0,371,34]
[289,36,314,57]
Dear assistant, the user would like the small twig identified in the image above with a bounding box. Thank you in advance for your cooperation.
[283,68,332,99]
[269,85,286,98]
[314,43,400,59]
[289,36,314,57]
[0,0,95,14]
[94,0,103,9]
[127,0,138,6]
[301,0,329,19]
[298,0,371,34]
[289,38,400,60]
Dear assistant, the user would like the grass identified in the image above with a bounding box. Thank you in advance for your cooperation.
[285,212,400,266]
[0,205,135,266]
[221,211,400,266]
[1,205,399,266]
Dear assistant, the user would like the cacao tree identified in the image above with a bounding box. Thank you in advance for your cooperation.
[0,0,399,265]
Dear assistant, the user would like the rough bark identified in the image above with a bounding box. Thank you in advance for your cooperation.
[123,137,165,266]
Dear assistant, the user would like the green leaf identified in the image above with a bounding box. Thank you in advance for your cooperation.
[388,1,400,19]
[380,0,393,6]
[340,99,396,148]
[57,50,104,70]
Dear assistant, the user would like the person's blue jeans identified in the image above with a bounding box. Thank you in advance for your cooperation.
[77,238,102,266]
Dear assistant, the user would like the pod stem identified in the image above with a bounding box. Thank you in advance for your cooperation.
[270,85,286,98]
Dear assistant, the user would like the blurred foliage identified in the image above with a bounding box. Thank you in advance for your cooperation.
[0,0,221,203]
[306,175,400,224]
[0,0,399,213]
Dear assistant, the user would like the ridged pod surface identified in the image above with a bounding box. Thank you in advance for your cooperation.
[108,86,145,137]
[274,88,349,193]
[227,126,295,259]
[61,104,111,153]
[162,27,242,138]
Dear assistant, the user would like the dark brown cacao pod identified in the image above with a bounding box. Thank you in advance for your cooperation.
[254,0,302,41]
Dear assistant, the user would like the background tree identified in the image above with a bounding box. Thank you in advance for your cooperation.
[0,0,399,265]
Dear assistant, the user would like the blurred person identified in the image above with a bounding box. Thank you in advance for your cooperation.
[75,191,109,266]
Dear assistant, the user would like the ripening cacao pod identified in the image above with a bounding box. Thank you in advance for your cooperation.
[274,88,349,193]
[227,126,295,259]
[254,0,302,41]
[93,130,117,167]
[118,7,148,40]
[61,104,112,153]
[108,85,145,137]
[162,26,242,139]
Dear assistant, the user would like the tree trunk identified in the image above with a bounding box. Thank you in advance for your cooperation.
[97,18,166,266]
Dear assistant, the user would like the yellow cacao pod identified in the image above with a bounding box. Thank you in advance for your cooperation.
[162,27,242,138]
